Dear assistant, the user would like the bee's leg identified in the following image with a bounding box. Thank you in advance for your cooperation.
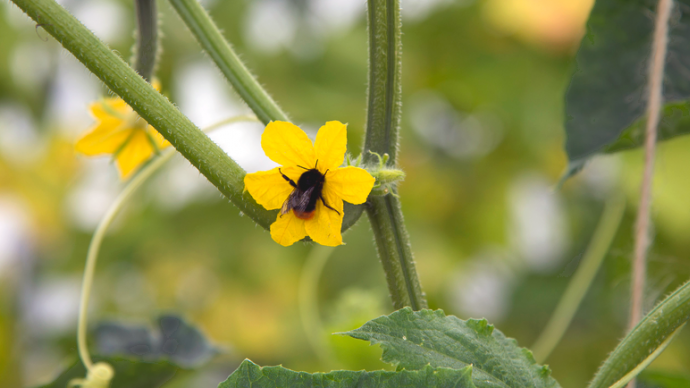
[279,168,297,188]
[320,196,341,215]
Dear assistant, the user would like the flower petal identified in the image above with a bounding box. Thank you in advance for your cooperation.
[314,121,347,172]
[89,98,130,121]
[244,166,301,210]
[270,211,307,246]
[325,166,376,205]
[305,197,343,246]
[115,130,155,178]
[75,122,132,156]
[262,121,316,168]
[147,126,171,150]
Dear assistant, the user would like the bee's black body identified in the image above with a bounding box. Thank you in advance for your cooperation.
[280,167,339,220]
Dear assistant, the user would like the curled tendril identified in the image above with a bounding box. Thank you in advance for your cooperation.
[68,362,115,388]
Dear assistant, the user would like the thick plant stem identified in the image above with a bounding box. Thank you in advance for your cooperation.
[133,0,159,81]
[363,0,426,310]
[630,0,673,331]
[363,0,403,164]
[11,0,277,229]
[532,194,626,363]
[367,195,426,310]
[168,0,289,125]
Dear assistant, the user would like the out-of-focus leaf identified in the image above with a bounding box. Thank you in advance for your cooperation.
[564,0,690,177]
[218,359,476,388]
[344,308,560,388]
[96,314,218,368]
[639,370,690,388]
[35,357,177,388]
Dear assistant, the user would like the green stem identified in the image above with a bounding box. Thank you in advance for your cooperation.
[367,194,426,310]
[363,0,426,310]
[11,0,274,229]
[363,0,402,164]
[532,194,626,363]
[588,279,690,388]
[298,246,339,368]
[168,0,289,125]
[132,0,159,81]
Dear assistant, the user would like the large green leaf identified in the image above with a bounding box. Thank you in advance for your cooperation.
[95,314,219,368]
[218,359,475,388]
[344,308,560,388]
[35,356,177,388]
[564,0,690,175]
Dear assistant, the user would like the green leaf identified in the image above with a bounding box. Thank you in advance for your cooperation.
[639,370,690,388]
[344,308,560,388]
[218,359,476,388]
[588,280,690,388]
[35,356,177,388]
[95,314,219,368]
[564,0,690,174]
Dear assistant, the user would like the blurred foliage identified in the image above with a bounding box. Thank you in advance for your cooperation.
[1,0,690,387]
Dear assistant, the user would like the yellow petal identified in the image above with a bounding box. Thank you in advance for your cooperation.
[75,122,132,156]
[325,166,376,205]
[244,167,302,210]
[89,98,130,121]
[270,211,308,246]
[314,121,347,172]
[115,130,155,179]
[261,121,316,168]
[305,198,343,246]
[147,126,171,150]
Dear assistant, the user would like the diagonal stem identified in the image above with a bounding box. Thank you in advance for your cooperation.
[168,0,289,125]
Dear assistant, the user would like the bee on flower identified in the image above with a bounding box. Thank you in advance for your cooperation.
[244,121,375,246]
[75,83,169,179]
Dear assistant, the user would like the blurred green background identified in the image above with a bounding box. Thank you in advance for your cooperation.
[1,0,690,387]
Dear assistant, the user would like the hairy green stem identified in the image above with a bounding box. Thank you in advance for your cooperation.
[363,0,426,310]
[367,194,426,310]
[168,0,288,124]
[12,0,277,230]
[532,194,626,363]
[588,279,690,388]
[363,0,403,164]
[132,0,159,81]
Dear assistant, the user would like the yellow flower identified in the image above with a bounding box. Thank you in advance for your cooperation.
[244,121,375,247]
[75,88,170,179]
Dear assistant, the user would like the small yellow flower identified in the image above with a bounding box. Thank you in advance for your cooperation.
[75,86,170,179]
[244,121,375,246]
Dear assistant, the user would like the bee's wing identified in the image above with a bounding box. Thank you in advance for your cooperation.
[280,191,294,215]
[294,187,316,211]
